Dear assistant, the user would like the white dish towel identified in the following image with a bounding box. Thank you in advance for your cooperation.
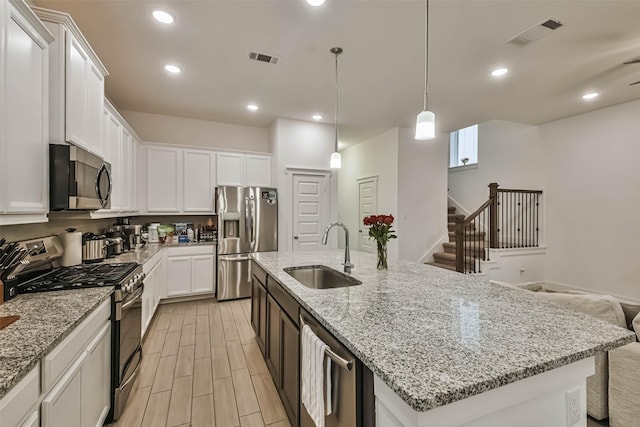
[301,324,332,427]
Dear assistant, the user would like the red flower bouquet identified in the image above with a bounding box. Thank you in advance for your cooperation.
[362,214,397,269]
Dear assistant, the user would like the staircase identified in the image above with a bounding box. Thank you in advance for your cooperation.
[427,206,486,272]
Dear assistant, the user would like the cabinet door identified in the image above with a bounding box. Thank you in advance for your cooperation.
[106,113,122,212]
[167,256,192,297]
[184,150,214,212]
[121,128,132,212]
[130,139,139,212]
[245,155,272,187]
[256,279,267,355]
[266,295,281,387]
[81,323,110,427]
[251,277,260,336]
[280,313,300,425]
[86,62,104,156]
[191,255,215,294]
[41,352,84,427]
[20,410,39,427]
[4,4,49,214]
[216,152,245,186]
[147,147,181,212]
[142,262,155,336]
[65,34,89,148]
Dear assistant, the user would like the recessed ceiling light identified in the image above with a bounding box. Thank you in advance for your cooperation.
[305,0,326,6]
[491,68,509,77]
[152,10,174,24]
[312,114,323,121]
[247,104,259,111]
[582,92,599,100]
[164,64,181,74]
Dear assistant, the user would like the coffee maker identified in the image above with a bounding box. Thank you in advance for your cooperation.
[125,225,145,250]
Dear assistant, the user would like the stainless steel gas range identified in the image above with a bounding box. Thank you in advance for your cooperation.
[7,236,144,422]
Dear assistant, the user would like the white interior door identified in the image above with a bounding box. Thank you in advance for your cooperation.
[292,173,330,252]
[358,177,378,252]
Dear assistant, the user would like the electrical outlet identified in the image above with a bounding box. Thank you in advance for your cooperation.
[566,388,580,425]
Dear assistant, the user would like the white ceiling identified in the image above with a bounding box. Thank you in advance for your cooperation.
[33,0,640,147]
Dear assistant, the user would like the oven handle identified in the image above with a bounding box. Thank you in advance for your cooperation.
[120,345,143,390]
[122,287,143,310]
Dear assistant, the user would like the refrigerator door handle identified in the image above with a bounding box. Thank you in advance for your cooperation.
[244,197,251,243]
[249,198,256,243]
[218,255,251,262]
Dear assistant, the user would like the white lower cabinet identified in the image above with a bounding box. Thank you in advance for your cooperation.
[166,246,215,298]
[41,353,83,427]
[80,323,111,427]
[142,251,165,337]
[19,411,39,427]
[0,363,40,427]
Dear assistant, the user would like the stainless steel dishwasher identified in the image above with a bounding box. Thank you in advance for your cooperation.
[300,309,373,427]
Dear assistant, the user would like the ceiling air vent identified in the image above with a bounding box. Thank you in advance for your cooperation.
[507,17,563,47]
[249,51,280,65]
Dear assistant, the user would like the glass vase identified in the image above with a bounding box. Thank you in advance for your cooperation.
[376,242,388,270]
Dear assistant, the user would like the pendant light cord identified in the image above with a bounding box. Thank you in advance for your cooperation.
[423,0,429,111]
[334,50,339,152]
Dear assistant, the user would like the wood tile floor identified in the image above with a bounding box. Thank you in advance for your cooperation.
[107,298,291,427]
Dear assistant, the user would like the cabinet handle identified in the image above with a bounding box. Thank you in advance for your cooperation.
[294,236,299,240]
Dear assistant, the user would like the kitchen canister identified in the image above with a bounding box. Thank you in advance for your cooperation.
[60,228,82,266]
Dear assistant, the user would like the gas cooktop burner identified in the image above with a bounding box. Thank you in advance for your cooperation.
[18,262,140,293]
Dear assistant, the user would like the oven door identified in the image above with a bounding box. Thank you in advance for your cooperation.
[114,286,143,420]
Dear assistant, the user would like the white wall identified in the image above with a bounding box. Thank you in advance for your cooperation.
[120,110,270,152]
[271,118,338,252]
[397,128,448,262]
[338,128,399,261]
[539,100,640,300]
[448,120,543,212]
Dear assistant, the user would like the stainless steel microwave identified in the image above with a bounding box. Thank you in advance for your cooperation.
[50,144,112,210]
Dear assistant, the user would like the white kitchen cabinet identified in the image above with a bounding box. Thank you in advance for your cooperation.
[216,152,245,186]
[147,146,182,213]
[245,154,272,187]
[142,250,164,337]
[106,111,122,212]
[183,149,215,212]
[0,362,40,427]
[33,7,108,157]
[80,323,111,427]
[166,246,215,298]
[20,411,39,427]
[0,0,53,225]
[167,256,192,297]
[121,128,132,212]
[41,354,83,427]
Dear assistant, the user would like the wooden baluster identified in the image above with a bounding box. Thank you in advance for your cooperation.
[455,216,465,273]
[488,183,498,249]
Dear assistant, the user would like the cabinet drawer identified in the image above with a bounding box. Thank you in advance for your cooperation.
[166,245,214,257]
[143,248,162,273]
[267,276,299,325]
[252,261,267,286]
[42,299,110,392]
[0,363,40,427]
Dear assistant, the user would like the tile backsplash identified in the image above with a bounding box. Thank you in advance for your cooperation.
[0,215,216,243]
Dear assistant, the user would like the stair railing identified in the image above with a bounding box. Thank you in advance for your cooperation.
[454,183,542,273]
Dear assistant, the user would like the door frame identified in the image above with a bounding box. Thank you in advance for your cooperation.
[357,175,378,252]
[285,167,333,253]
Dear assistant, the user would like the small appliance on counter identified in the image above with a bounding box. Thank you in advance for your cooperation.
[82,233,107,264]
[125,225,145,250]
[148,223,160,243]
[59,228,82,266]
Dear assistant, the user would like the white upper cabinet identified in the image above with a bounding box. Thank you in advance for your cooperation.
[33,7,108,157]
[105,111,122,212]
[147,146,181,213]
[0,0,54,225]
[183,149,215,212]
[216,152,245,186]
[245,154,272,187]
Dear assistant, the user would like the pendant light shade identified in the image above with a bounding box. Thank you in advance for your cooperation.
[415,110,435,140]
[415,0,436,141]
[330,47,343,169]
[330,152,342,169]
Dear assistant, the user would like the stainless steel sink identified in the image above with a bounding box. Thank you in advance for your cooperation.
[283,265,362,289]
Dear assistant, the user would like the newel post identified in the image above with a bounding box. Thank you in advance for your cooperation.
[455,216,465,273]
[488,182,499,248]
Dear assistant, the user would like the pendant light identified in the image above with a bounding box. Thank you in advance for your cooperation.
[330,47,343,169]
[415,0,436,140]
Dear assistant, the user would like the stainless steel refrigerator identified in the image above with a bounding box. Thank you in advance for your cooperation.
[216,186,278,301]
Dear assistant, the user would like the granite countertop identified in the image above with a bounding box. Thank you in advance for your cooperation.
[0,287,113,399]
[103,241,216,265]
[251,250,635,412]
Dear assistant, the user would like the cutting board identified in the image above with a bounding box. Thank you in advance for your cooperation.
[0,315,19,330]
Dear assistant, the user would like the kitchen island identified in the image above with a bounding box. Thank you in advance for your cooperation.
[251,249,634,427]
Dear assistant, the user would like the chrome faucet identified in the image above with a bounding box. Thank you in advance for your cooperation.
[322,222,354,273]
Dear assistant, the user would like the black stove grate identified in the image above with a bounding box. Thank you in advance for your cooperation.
[18,262,139,293]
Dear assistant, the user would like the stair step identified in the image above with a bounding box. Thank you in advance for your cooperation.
[433,252,477,263]
[447,206,456,214]
[448,214,465,221]
[426,262,457,272]
[448,222,476,232]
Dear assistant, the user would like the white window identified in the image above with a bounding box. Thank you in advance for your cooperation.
[449,124,478,168]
